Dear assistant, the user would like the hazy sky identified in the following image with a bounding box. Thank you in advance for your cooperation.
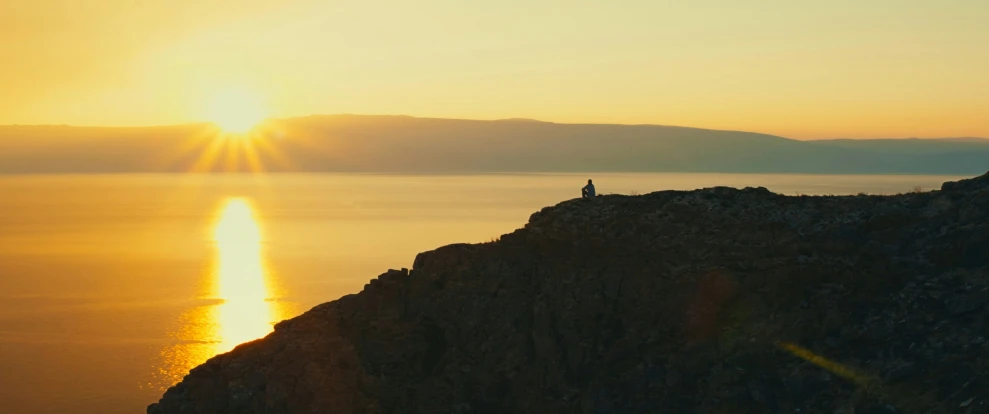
[2,0,987,139]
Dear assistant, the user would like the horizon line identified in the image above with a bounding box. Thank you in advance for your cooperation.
[0,113,987,142]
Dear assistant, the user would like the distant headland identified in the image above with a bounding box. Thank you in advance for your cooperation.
[1,115,987,175]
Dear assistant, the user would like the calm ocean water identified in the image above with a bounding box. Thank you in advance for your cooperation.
[0,173,965,413]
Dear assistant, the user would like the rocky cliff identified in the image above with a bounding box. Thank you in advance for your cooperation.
[149,173,989,414]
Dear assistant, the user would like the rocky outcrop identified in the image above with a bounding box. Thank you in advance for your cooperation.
[149,173,989,413]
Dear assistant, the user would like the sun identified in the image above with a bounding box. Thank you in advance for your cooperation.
[206,89,268,134]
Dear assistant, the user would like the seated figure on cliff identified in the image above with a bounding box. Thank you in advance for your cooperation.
[582,179,596,198]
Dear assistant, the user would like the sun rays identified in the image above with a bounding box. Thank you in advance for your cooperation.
[139,85,297,173]
[152,124,293,174]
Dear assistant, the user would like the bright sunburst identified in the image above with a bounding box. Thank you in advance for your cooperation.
[206,89,267,133]
[161,88,293,172]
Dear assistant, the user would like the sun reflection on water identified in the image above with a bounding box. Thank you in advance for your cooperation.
[213,199,273,351]
[153,198,292,389]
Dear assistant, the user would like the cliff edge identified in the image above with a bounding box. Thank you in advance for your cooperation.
[150,173,989,413]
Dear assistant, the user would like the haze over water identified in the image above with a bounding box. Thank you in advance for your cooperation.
[0,173,966,413]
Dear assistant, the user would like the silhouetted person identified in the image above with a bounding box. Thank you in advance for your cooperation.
[582,179,596,198]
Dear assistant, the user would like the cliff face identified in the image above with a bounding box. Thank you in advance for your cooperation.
[150,173,989,414]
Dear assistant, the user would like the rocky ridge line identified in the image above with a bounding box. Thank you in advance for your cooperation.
[150,172,989,413]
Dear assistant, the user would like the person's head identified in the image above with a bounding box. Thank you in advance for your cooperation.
[588,179,593,184]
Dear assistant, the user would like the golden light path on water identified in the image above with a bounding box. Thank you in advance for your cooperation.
[154,198,293,389]
[214,199,274,350]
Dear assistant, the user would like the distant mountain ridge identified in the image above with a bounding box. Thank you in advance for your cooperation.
[1,115,986,174]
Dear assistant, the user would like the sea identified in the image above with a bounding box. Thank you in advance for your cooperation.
[0,173,966,413]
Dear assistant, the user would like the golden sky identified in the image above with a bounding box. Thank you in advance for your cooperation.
[2,0,987,139]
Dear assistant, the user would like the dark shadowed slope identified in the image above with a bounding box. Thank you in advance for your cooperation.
[150,172,989,413]
[2,115,988,174]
